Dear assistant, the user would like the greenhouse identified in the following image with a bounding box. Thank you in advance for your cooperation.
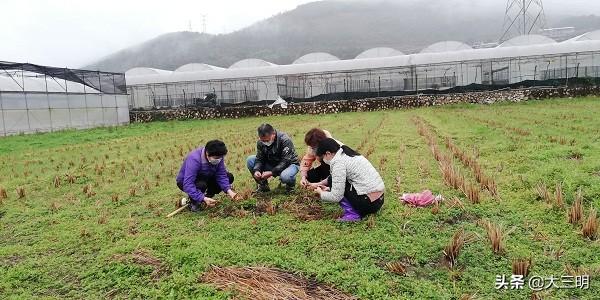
[126,33,600,109]
[0,62,129,136]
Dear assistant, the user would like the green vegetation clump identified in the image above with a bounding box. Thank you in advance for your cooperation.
[0,98,599,299]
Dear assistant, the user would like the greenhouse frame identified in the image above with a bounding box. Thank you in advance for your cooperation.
[0,62,129,136]
[126,32,600,109]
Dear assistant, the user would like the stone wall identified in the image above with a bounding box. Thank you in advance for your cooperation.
[129,86,600,123]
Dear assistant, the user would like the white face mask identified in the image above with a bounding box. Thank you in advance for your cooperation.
[322,154,332,165]
[208,158,222,165]
[261,140,274,147]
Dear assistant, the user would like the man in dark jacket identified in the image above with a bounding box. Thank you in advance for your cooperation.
[246,124,300,193]
[176,140,237,212]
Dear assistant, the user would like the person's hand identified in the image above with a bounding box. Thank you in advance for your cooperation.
[261,171,273,179]
[307,182,322,190]
[320,186,330,192]
[203,197,218,207]
[315,186,323,195]
[227,190,238,200]
[253,171,262,180]
[300,176,309,187]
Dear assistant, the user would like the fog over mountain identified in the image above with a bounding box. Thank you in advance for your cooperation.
[85,0,600,72]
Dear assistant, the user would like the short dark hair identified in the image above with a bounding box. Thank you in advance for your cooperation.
[304,128,328,147]
[205,140,228,156]
[257,124,275,137]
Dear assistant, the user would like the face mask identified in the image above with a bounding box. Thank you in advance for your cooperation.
[261,140,273,147]
[322,155,331,165]
[208,158,222,165]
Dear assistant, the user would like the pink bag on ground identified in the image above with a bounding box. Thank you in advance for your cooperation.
[401,190,440,207]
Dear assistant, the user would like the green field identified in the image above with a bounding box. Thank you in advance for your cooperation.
[1,98,599,299]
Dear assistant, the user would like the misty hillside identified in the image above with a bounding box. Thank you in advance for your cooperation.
[86,0,600,73]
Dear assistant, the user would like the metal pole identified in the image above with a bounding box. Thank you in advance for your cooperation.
[0,90,5,136]
[523,0,526,35]
[64,68,68,93]
[165,84,169,107]
[21,67,25,92]
[112,74,116,94]
[23,66,31,132]
[45,73,52,132]
[98,71,102,93]
[65,68,72,129]
[84,76,90,129]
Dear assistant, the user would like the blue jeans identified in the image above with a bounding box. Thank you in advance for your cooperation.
[246,155,299,185]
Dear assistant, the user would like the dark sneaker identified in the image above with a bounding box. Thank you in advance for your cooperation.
[256,183,270,193]
[189,201,202,212]
[285,184,295,194]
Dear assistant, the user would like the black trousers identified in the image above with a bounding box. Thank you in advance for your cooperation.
[177,172,234,198]
[344,181,384,217]
[306,163,330,183]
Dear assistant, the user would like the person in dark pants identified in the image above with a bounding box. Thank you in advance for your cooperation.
[176,140,238,212]
[310,138,385,222]
[300,128,344,188]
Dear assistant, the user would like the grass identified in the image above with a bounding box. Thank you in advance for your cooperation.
[0,97,599,299]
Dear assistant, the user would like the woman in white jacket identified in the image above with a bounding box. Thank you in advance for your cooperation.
[311,138,385,222]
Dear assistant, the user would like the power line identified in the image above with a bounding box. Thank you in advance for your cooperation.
[500,0,547,42]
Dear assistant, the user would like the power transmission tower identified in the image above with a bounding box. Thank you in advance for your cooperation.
[500,0,547,42]
[201,15,207,34]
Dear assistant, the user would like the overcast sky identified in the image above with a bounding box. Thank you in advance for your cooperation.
[2,0,599,68]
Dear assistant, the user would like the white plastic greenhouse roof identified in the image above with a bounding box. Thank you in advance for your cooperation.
[126,35,600,86]
[0,74,101,93]
[420,41,473,53]
[293,52,340,64]
[356,47,404,59]
[499,34,556,47]
[566,30,600,42]
[125,67,173,77]
[174,63,225,72]
[229,59,277,69]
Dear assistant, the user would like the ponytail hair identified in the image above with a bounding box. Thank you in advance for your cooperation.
[340,145,360,157]
[316,138,360,157]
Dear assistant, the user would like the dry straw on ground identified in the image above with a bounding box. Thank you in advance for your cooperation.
[443,228,476,269]
[112,249,170,281]
[16,187,25,199]
[568,188,583,225]
[478,220,516,255]
[534,182,552,204]
[582,208,598,241]
[512,258,532,277]
[200,266,357,300]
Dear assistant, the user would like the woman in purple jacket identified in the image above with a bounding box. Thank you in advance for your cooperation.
[176,140,238,211]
